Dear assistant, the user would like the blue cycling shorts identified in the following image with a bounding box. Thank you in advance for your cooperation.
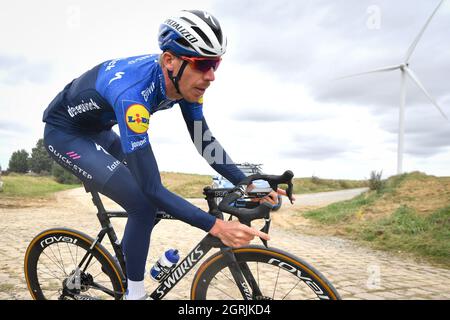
[43,124,126,191]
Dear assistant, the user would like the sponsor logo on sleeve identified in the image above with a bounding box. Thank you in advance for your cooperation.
[141,82,155,102]
[125,104,150,134]
[130,137,147,151]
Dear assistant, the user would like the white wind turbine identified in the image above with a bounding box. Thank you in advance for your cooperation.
[339,0,448,174]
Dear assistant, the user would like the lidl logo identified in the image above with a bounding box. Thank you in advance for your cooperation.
[126,104,150,134]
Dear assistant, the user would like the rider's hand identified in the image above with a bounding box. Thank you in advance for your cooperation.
[209,219,270,248]
[247,184,296,206]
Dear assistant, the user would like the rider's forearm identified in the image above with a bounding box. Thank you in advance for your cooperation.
[183,115,246,185]
[125,146,216,232]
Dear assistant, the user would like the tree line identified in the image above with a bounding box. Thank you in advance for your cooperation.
[5,139,80,184]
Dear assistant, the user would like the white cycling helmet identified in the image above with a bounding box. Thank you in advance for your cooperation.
[158,10,227,57]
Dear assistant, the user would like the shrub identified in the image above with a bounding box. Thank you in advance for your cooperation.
[29,139,53,174]
[8,150,29,173]
[52,164,81,185]
[369,170,385,193]
[311,175,322,185]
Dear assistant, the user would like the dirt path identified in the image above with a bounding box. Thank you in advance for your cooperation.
[0,187,449,300]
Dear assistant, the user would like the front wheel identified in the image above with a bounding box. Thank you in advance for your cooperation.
[24,228,125,300]
[191,245,340,300]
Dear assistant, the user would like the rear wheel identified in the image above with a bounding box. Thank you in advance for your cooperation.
[24,228,125,300]
[191,245,340,300]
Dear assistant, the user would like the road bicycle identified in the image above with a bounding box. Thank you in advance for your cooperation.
[24,170,341,300]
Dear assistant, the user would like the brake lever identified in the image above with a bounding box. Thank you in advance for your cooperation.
[259,218,271,248]
[286,182,294,205]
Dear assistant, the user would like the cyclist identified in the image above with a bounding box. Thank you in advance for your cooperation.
[42,10,288,300]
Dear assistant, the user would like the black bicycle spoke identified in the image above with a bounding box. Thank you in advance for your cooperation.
[208,279,237,300]
[257,262,260,290]
[83,253,100,273]
[41,250,67,276]
[92,270,106,279]
[272,267,281,299]
[56,243,66,274]
[75,245,79,268]
[66,243,77,267]
[217,270,235,285]
[39,260,65,281]
[48,245,64,274]
[281,279,302,300]
[37,268,63,282]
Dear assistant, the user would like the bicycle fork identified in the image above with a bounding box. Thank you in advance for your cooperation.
[221,248,263,300]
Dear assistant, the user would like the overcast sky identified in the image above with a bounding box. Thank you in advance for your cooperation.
[1,0,449,180]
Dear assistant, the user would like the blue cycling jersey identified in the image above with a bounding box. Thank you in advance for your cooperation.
[43,54,246,232]
[43,54,202,150]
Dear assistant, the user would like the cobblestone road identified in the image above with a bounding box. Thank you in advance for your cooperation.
[1,188,449,300]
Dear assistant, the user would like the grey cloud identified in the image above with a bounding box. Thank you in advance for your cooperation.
[0,120,30,134]
[282,133,361,160]
[213,0,450,114]
[377,105,450,157]
[212,0,450,159]
[231,110,324,122]
[405,132,450,157]
[0,54,53,85]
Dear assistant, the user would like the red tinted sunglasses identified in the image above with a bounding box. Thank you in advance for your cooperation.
[179,56,222,73]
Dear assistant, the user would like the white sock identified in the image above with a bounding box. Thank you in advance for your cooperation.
[126,279,147,300]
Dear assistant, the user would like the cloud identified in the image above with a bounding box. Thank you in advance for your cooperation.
[377,105,450,157]
[231,109,324,122]
[0,120,30,134]
[213,0,450,111]
[0,54,53,85]
[282,133,361,160]
[212,0,450,160]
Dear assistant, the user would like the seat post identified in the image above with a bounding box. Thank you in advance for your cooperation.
[90,191,107,215]
[83,184,126,274]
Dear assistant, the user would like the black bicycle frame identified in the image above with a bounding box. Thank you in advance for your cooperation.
[82,186,264,300]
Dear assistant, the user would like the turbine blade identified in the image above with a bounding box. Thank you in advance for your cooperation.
[335,65,401,80]
[404,67,448,120]
[404,0,445,63]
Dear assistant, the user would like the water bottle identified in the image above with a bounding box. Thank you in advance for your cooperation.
[150,249,180,282]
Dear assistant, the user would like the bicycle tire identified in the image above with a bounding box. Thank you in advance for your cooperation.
[24,228,125,300]
[191,245,340,300]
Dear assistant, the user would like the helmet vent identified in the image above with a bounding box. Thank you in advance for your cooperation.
[212,28,223,44]
[199,47,216,56]
[175,37,191,48]
[180,17,197,26]
[192,26,212,47]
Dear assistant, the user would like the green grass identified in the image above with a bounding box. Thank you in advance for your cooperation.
[0,172,369,200]
[0,174,80,198]
[160,172,368,198]
[360,205,450,264]
[302,173,413,224]
[160,172,212,198]
[303,192,377,224]
[292,177,368,194]
[299,172,450,266]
